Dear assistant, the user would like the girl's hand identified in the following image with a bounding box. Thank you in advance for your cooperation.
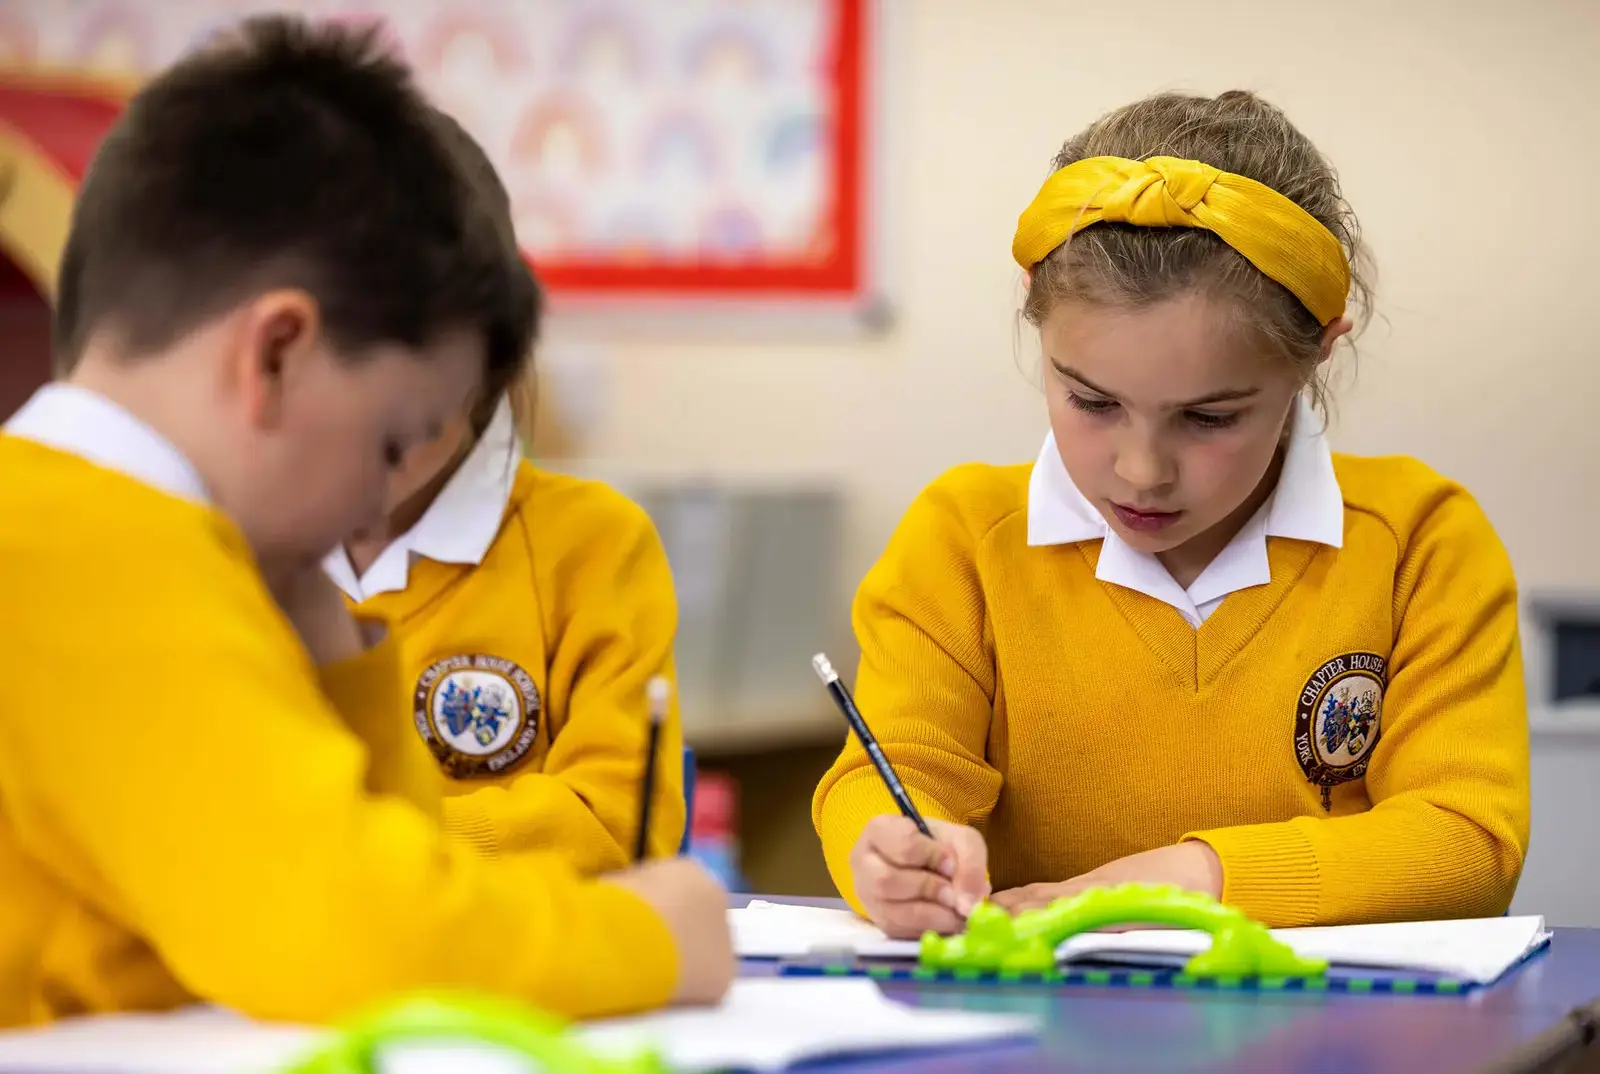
[850,816,991,939]
[990,842,1223,916]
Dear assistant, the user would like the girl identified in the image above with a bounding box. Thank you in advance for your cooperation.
[323,387,685,873]
[813,90,1529,936]
[323,124,684,875]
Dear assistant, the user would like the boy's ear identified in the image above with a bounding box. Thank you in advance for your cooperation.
[233,289,322,430]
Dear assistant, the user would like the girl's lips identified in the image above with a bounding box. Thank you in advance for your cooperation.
[1111,504,1183,532]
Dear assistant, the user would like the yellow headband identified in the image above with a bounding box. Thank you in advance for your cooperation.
[1012,155,1350,326]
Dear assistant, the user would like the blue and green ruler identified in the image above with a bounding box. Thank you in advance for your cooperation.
[776,959,1480,994]
[774,884,1499,995]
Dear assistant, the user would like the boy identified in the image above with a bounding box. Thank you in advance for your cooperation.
[0,15,732,1027]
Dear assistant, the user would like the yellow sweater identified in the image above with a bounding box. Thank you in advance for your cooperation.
[813,455,1530,927]
[351,464,684,874]
[0,437,678,1027]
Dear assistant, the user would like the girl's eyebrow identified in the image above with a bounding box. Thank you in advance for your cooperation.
[1050,358,1262,408]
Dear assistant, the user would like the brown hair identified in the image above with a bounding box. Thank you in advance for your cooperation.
[1023,91,1373,409]
[54,15,537,398]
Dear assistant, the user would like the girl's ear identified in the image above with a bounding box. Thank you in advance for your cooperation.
[1317,315,1353,364]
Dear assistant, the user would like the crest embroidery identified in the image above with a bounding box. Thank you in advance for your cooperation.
[1294,652,1386,811]
[414,654,541,778]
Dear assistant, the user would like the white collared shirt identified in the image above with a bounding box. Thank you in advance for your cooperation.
[4,384,209,503]
[1026,395,1345,628]
[324,396,519,601]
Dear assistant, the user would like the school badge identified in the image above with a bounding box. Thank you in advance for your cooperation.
[1294,651,1386,811]
[414,654,541,778]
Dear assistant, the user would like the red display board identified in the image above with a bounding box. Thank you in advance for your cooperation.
[532,0,868,302]
[4,0,873,308]
[0,71,122,418]
[0,70,127,299]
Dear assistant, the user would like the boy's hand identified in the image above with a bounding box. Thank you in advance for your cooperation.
[265,563,370,666]
[849,816,990,939]
[606,859,735,1005]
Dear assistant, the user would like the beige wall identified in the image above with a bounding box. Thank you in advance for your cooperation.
[552,0,1600,599]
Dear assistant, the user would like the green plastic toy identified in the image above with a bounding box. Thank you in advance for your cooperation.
[281,993,668,1074]
[918,883,1327,979]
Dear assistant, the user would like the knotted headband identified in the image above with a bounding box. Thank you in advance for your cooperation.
[1012,155,1350,325]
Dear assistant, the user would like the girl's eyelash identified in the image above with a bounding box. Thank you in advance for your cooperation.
[1068,391,1242,430]
[1067,392,1117,414]
[1185,410,1241,429]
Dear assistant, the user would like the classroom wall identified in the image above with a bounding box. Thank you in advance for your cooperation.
[555,0,1600,610]
[1513,732,1600,927]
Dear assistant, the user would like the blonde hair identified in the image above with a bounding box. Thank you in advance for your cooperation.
[1023,91,1373,410]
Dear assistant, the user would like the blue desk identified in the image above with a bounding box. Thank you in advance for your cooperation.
[736,896,1600,1073]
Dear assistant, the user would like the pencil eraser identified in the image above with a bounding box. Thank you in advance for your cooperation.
[646,676,672,709]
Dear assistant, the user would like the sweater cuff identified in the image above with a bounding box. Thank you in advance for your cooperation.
[1183,822,1320,927]
[583,877,681,1011]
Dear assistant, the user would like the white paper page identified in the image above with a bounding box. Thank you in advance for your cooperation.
[1060,915,1551,984]
[581,978,1037,1072]
[0,1008,313,1074]
[731,902,1551,986]
[729,899,920,958]
[0,981,1037,1074]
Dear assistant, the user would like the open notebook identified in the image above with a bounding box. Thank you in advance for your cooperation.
[0,979,1037,1074]
[731,901,1552,985]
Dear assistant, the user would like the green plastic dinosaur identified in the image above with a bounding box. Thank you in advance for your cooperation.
[919,883,1327,979]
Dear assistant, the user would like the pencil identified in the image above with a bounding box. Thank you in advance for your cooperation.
[811,653,933,839]
[634,675,671,863]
